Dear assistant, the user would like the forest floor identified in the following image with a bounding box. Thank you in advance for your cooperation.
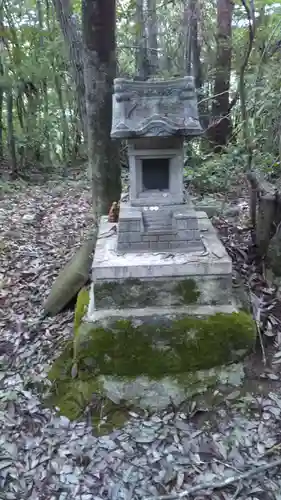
[2,172,281,500]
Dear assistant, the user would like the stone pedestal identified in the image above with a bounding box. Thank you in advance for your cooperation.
[87,211,236,325]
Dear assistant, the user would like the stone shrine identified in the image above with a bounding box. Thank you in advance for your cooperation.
[113,77,203,254]
[87,76,235,325]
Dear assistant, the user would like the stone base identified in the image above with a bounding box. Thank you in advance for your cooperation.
[86,303,237,325]
[87,211,233,322]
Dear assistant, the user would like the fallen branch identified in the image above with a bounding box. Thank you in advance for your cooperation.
[144,458,281,500]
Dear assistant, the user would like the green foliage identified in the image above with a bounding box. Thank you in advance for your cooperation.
[185,145,247,193]
[185,141,281,193]
[1,0,281,189]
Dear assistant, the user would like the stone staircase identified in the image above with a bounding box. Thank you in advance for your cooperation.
[142,208,173,234]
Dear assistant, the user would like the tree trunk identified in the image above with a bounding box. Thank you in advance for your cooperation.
[0,82,3,161]
[184,0,202,89]
[52,0,87,142]
[146,0,158,76]
[54,72,68,164]
[82,0,121,219]
[207,0,234,151]
[6,91,17,178]
[0,2,4,162]
[37,0,50,163]
[135,0,150,79]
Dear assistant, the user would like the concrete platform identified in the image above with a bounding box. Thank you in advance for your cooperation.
[92,212,231,281]
[87,211,233,323]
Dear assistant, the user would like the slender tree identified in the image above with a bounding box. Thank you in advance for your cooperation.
[52,0,87,142]
[207,0,234,150]
[146,0,158,75]
[184,0,202,89]
[0,2,4,162]
[135,0,150,78]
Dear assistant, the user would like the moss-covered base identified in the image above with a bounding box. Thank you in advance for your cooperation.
[46,310,256,434]
[94,275,232,309]
[75,312,256,376]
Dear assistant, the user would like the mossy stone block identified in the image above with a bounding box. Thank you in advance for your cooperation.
[74,312,255,377]
[94,275,232,309]
[46,311,255,431]
[49,311,256,385]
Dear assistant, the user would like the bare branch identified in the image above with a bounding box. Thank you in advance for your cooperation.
[144,458,281,500]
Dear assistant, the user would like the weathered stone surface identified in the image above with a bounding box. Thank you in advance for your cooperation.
[86,303,237,327]
[99,364,245,411]
[111,76,203,255]
[111,77,202,139]
[93,275,232,310]
[92,215,231,281]
[86,75,235,341]
[128,143,185,206]
[117,203,203,252]
[76,311,256,375]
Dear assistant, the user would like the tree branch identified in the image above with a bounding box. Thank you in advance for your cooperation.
[144,457,281,500]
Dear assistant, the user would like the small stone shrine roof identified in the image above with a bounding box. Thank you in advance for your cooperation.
[111,76,202,139]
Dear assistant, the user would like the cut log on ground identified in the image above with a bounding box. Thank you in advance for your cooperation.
[43,233,96,316]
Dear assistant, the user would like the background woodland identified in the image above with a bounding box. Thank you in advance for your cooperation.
[1,0,281,205]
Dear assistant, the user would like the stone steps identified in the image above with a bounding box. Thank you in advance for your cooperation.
[142,209,173,232]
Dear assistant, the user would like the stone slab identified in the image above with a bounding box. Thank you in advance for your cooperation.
[93,275,232,310]
[86,301,237,324]
[92,214,232,281]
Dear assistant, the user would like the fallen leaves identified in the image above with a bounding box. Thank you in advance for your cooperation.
[1,177,281,499]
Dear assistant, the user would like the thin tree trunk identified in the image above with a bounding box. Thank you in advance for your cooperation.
[82,0,121,218]
[0,3,4,161]
[146,0,158,75]
[6,91,17,178]
[184,0,202,88]
[37,0,50,163]
[135,0,150,79]
[207,0,234,151]
[54,73,68,164]
[52,0,87,142]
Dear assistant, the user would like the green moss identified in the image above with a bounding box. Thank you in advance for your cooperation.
[174,278,200,304]
[94,279,158,308]
[94,278,202,309]
[74,287,90,335]
[50,311,255,382]
[47,311,255,431]
[71,287,90,376]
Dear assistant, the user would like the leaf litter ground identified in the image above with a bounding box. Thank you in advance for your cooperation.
[2,175,281,499]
